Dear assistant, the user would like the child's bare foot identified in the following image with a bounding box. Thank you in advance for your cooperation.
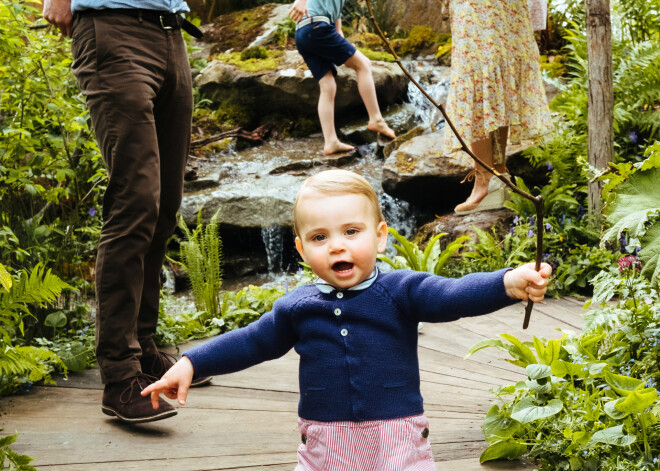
[324,141,355,155]
[367,119,395,139]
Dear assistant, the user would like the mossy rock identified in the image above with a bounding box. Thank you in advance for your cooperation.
[358,47,395,63]
[347,32,386,51]
[435,37,452,66]
[202,4,278,53]
[216,49,285,72]
[394,26,440,57]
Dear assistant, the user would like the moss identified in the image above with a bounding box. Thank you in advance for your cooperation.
[204,4,279,53]
[348,32,385,51]
[435,38,452,66]
[394,25,439,56]
[272,18,296,47]
[358,47,395,62]
[211,101,252,128]
[216,50,284,72]
[240,46,268,61]
[200,138,232,155]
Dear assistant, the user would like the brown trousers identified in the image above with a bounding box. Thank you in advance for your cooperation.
[71,12,193,384]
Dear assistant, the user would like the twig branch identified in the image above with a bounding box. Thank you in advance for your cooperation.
[365,0,544,328]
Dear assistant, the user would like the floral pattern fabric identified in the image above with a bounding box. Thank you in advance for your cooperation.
[443,0,553,162]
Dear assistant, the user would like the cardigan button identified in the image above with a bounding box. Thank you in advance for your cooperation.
[336,292,343,299]
[340,328,348,336]
[421,427,429,439]
[334,308,341,316]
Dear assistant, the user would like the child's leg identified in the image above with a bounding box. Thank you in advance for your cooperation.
[343,50,395,139]
[318,71,354,155]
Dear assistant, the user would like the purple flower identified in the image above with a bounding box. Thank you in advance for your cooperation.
[545,223,551,231]
[528,229,534,238]
[546,162,554,171]
[88,207,96,217]
[513,216,519,224]
[629,131,638,144]
[509,227,515,234]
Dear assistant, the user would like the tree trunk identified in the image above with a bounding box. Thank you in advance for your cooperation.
[585,0,614,220]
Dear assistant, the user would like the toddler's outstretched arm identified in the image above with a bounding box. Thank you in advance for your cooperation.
[503,262,552,303]
[141,356,194,409]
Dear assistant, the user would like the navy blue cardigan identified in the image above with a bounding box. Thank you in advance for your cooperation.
[184,269,516,422]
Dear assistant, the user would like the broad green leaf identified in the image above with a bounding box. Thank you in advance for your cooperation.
[604,370,645,395]
[44,311,67,328]
[615,388,658,415]
[604,399,629,419]
[533,336,562,366]
[640,223,660,287]
[511,397,563,423]
[464,338,505,359]
[602,168,660,247]
[479,440,527,463]
[0,263,11,292]
[482,405,521,441]
[588,425,636,447]
[551,359,588,378]
[526,363,552,380]
[500,333,537,366]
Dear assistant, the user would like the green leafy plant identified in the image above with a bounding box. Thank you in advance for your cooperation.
[0,263,70,395]
[600,145,660,287]
[175,210,223,319]
[377,227,469,275]
[0,432,36,471]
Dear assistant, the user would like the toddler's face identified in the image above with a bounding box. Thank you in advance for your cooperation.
[295,191,387,289]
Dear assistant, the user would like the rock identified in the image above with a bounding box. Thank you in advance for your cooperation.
[247,4,292,48]
[416,208,516,248]
[383,125,426,159]
[382,132,547,212]
[195,52,410,124]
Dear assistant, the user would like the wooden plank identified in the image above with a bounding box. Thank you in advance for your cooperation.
[1,298,590,470]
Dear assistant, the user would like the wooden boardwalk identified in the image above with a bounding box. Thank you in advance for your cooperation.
[1,297,585,470]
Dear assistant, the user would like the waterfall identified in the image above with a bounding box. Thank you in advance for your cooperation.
[261,224,284,274]
[379,192,417,261]
[405,60,451,130]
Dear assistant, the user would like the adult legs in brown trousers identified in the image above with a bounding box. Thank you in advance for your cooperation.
[71,11,208,423]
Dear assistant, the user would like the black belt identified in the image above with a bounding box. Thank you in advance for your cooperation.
[76,8,203,39]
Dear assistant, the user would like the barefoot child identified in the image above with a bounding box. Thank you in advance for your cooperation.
[143,169,551,470]
[288,0,396,155]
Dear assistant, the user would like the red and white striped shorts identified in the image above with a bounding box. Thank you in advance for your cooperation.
[295,415,436,471]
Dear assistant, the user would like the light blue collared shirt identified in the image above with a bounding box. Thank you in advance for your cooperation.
[314,268,379,294]
[306,0,345,23]
[71,0,189,14]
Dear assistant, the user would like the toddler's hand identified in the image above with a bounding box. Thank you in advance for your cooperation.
[288,0,308,23]
[141,356,194,409]
[503,262,552,303]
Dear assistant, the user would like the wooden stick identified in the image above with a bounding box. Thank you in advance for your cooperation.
[365,0,544,329]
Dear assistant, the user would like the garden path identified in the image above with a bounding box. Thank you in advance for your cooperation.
[1,297,586,470]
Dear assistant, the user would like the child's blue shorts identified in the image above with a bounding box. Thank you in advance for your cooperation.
[295,21,357,81]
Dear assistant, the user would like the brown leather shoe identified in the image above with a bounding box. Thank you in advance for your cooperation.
[140,351,212,387]
[102,374,177,423]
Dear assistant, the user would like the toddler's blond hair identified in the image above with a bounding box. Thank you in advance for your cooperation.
[293,170,385,236]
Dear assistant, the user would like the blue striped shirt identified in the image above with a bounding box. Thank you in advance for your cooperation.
[71,0,190,14]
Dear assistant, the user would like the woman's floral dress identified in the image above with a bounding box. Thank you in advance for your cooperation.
[443,0,553,162]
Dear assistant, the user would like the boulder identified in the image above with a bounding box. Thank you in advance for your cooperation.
[416,208,516,248]
[195,51,410,123]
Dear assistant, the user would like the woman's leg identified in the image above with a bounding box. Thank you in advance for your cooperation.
[318,71,354,155]
[343,50,395,139]
[454,126,509,212]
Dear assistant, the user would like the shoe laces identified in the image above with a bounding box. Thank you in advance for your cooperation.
[119,373,159,404]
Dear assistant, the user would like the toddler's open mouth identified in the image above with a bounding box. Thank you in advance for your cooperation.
[332,261,354,273]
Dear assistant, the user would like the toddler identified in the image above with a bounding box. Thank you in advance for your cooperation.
[143,169,551,470]
[288,0,396,155]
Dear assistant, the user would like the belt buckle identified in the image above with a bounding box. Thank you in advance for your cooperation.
[159,14,173,30]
